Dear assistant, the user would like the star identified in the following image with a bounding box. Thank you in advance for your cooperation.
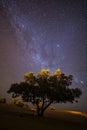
[57,44,60,48]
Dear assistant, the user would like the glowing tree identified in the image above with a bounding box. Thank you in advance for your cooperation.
[7,69,82,117]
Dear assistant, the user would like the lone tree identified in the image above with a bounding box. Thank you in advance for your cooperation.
[7,69,82,117]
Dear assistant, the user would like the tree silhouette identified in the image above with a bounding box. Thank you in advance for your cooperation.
[7,69,82,116]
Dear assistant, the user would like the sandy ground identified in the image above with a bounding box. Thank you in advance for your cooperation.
[0,103,87,130]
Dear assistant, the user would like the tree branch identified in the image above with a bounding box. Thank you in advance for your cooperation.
[43,100,53,111]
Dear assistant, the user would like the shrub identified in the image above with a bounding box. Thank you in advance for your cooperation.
[0,98,6,103]
[11,98,24,107]
[31,107,37,111]
[50,106,56,111]
[15,100,24,107]
[11,98,18,104]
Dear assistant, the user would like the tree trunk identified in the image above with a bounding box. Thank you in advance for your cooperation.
[37,101,53,117]
[40,110,44,117]
[37,108,44,117]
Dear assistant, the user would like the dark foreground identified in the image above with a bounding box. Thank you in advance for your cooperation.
[0,104,87,130]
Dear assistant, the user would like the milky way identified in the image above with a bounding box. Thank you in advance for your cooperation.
[0,0,87,112]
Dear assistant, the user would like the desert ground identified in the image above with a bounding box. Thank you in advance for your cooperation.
[0,103,87,130]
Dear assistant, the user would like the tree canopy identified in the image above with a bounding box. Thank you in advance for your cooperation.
[7,69,82,116]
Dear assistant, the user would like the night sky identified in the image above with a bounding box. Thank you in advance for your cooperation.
[0,0,87,112]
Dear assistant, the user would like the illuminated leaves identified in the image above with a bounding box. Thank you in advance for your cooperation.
[24,72,36,84]
[38,69,51,78]
[54,69,62,76]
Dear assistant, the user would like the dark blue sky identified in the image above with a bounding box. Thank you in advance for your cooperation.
[0,0,87,112]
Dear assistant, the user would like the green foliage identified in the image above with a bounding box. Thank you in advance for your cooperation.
[7,69,82,116]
